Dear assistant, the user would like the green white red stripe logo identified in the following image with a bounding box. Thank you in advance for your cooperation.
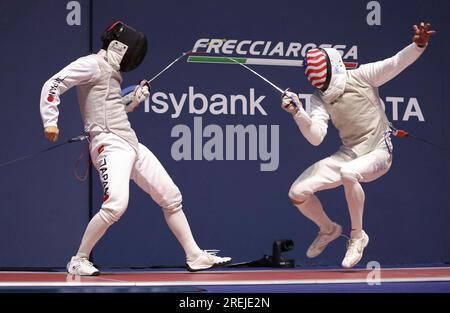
[187,55,358,69]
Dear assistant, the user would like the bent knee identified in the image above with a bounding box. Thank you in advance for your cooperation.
[99,194,129,224]
[160,187,183,214]
[288,186,313,205]
[162,200,183,214]
[340,168,361,184]
[99,206,127,225]
[290,197,305,206]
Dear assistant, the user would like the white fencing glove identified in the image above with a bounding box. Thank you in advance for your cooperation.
[281,91,302,115]
[125,80,150,113]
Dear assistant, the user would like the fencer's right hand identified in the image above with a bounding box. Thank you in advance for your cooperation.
[281,91,301,115]
[44,126,59,142]
[126,80,151,113]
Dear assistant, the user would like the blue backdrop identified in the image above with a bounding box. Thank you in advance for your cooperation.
[0,0,449,268]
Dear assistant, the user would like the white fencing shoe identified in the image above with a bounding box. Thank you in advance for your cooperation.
[66,256,100,276]
[306,223,342,258]
[341,230,369,269]
[186,250,232,272]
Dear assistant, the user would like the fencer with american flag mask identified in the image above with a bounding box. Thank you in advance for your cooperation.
[281,22,435,268]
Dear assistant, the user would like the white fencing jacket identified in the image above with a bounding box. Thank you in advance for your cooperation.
[40,49,139,152]
[293,43,425,156]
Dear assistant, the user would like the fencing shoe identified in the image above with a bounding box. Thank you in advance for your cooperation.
[186,250,232,272]
[342,230,369,269]
[306,223,342,258]
[66,256,100,276]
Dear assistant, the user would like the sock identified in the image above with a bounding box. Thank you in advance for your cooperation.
[76,212,111,259]
[294,195,334,232]
[342,177,365,239]
[164,209,202,261]
[350,229,363,239]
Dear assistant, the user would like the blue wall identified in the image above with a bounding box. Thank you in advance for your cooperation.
[0,0,449,268]
[0,0,91,267]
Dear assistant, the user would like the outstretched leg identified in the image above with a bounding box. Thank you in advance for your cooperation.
[68,133,135,276]
[131,143,231,270]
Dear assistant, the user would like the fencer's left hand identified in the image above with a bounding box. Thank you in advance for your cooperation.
[44,125,59,142]
[412,22,436,48]
[126,80,151,113]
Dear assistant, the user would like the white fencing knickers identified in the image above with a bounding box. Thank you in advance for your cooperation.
[288,140,393,235]
[75,131,201,260]
[90,131,183,222]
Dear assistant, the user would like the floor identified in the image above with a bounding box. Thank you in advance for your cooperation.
[1,266,449,293]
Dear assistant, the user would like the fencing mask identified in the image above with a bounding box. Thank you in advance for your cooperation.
[303,47,346,92]
[101,21,147,72]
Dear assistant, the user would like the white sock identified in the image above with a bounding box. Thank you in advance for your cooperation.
[164,209,202,261]
[76,212,111,259]
[76,209,202,261]
[350,229,363,239]
[343,178,365,239]
[294,195,334,232]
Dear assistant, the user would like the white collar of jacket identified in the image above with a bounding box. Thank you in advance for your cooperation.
[319,48,347,104]
[98,40,129,71]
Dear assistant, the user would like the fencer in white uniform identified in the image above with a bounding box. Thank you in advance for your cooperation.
[281,23,434,268]
[40,21,231,275]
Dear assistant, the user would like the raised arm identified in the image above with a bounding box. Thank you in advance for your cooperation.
[356,22,435,88]
[40,56,101,141]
